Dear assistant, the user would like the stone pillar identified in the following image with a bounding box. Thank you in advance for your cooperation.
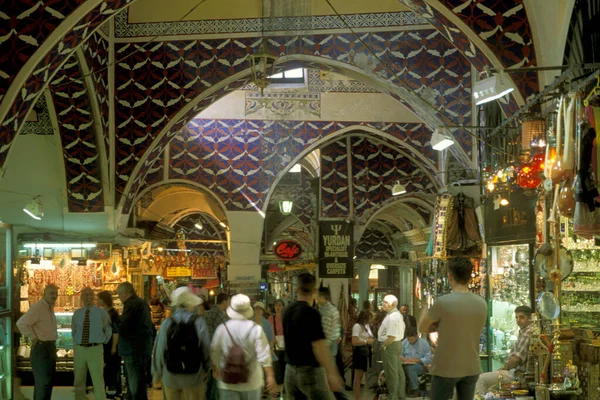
[225,211,264,300]
[357,262,370,307]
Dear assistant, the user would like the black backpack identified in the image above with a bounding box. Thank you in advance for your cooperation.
[164,315,202,374]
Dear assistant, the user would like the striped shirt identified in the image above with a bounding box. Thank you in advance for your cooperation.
[318,302,341,347]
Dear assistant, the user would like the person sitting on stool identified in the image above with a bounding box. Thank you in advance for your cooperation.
[475,306,535,396]
[401,327,432,398]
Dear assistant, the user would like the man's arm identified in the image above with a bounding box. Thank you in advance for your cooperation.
[71,311,79,345]
[418,310,438,334]
[501,355,523,371]
[334,310,342,342]
[419,339,433,365]
[101,309,113,344]
[16,304,40,339]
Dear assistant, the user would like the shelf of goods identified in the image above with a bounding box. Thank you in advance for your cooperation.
[561,248,600,327]
[16,312,74,372]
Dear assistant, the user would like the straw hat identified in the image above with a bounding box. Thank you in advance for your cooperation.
[171,287,203,308]
[227,294,254,319]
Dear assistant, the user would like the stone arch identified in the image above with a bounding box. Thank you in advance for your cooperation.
[120,54,472,213]
[122,178,229,230]
[261,125,443,214]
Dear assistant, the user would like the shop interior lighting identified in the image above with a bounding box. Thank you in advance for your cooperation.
[23,197,44,220]
[23,243,96,249]
[219,221,227,229]
[194,222,203,230]
[431,128,454,151]
[391,181,407,196]
[473,72,515,105]
[370,264,386,270]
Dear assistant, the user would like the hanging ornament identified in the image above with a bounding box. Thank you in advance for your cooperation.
[531,153,545,173]
[558,178,575,218]
[517,164,542,189]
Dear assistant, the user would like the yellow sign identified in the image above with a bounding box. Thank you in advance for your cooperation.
[166,267,191,277]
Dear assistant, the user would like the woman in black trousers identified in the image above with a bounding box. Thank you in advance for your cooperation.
[97,290,122,399]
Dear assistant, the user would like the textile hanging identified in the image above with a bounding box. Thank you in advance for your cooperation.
[432,193,454,259]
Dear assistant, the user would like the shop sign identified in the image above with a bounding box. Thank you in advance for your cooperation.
[166,267,191,277]
[318,221,354,278]
[191,266,218,280]
[273,240,303,261]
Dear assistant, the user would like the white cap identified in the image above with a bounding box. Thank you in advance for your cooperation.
[227,294,254,320]
[171,287,203,308]
[383,294,398,307]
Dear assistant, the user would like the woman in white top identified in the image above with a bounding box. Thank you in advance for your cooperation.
[352,310,375,400]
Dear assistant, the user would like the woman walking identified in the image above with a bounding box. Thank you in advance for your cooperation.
[352,310,375,400]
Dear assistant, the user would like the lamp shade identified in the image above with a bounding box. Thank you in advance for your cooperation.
[391,182,407,196]
[521,119,546,150]
[473,73,515,105]
[279,200,293,215]
[431,129,454,151]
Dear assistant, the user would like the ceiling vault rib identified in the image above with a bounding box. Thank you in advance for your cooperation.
[75,48,110,211]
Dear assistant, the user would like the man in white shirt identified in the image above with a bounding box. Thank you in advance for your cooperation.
[379,294,406,400]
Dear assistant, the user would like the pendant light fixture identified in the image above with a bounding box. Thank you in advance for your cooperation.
[391,181,407,196]
[430,128,454,151]
[473,72,515,105]
[23,196,44,220]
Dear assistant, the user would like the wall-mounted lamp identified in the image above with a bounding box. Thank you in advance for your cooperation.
[391,181,407,196]
[248,42,278,95]
[473,72,515,105]
[279,200,294,215]
[370,264,386,270]
[23,197,44,220]
[194,222,203,230]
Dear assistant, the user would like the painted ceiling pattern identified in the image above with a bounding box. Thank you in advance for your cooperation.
[49,57,104,212]
[149,118,439,215]
[20,94,54,136]
[0,0,134,169]
[320,139,350,218]
[351,137,435,217]
[355,227,397,260]
[115,29,472,207]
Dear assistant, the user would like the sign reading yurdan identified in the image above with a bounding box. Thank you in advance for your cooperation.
[318,221,353,278]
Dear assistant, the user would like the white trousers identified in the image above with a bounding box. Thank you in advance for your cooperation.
[475,370,515,395]
[74,344,107,400]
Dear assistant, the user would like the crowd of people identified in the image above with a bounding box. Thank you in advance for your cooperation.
[15,257,536,400]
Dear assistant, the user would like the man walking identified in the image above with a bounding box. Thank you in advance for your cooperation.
[379,294,406,400]
[317,287,341,360]
[117,282,155,400]
[17,284,59,400]
[204,292,229,399]
[72,287,112,400]
[418,257,487,400]
[475,306,535,395]
[283,273,343,399]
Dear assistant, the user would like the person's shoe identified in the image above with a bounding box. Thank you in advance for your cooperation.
[345,384,352,391]
[407,390,421,398]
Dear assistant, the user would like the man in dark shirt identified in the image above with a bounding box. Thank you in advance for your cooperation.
[116,282,154,400]
[283,273,343,399]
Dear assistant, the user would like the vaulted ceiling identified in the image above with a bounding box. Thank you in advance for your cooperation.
[0,0,565,255]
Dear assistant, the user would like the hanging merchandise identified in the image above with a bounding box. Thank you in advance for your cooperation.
[445,193,483,253]
[551,98,567,184]
[517,163,543,189]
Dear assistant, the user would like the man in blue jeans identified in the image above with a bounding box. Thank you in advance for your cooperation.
[117,282,155,400]
[418,258,487,400]
[401,327,432,397]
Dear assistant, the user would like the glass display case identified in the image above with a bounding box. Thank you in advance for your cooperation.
[17,312,75,372]
[488,243,534,371]
[0,224,13,400]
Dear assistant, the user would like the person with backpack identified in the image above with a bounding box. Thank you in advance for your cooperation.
[152,287,211,400]
[210,293,275,400]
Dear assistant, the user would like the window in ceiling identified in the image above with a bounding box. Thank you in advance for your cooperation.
[269,68,306,87]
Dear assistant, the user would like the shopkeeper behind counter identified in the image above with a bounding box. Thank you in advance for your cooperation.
[475,306,535,396]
